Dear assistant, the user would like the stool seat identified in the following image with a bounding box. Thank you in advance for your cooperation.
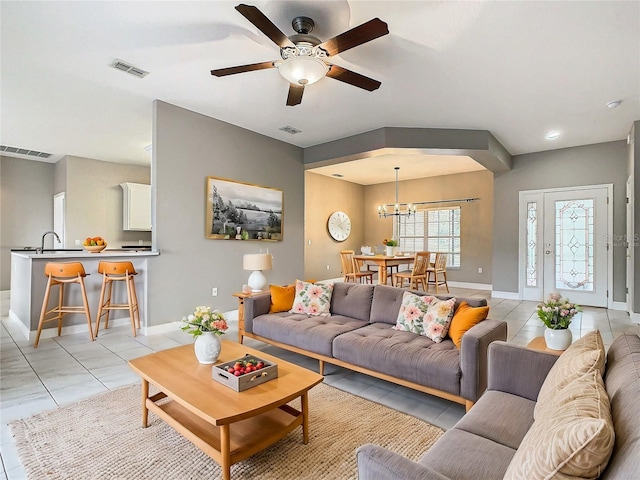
[95,261,140,337]
[34,262,94,348]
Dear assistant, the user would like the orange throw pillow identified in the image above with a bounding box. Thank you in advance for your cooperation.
[448,301,489,348]
[269,284,296,313]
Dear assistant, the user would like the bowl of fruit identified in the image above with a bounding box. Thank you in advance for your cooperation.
[83,236,107,253]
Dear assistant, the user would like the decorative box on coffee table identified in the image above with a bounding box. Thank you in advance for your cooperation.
[213,354,278,392]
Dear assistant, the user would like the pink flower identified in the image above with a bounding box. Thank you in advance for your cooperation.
[309,285,323,299]
[405,305,422,321]
[427,322,444,338]
[308,303,320,315]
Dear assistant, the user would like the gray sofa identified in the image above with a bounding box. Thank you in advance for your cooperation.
[242,282,507,410]
[357,332,640,480]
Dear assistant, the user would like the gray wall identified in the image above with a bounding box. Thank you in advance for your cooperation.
[63,156,150,248]
[493,141,628,301]
[149,101,304,326]
[0,156,55,289]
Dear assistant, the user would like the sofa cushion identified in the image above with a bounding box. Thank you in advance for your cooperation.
[454,390,535,450]
[269,284,295,313]
[332,323,462,395]
[504,370,615,480]
[535,329,605,419]
[418,428,516,480]
[330,282,374,322]
[253,312,368,357]
[394,292,456,342]
[370,284,487,326]
[601,333,640,480]
[289,280,333,317]
[448,301,490,348]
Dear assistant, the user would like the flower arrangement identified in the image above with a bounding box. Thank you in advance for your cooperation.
[536,293,581,330]
[383,238,398,247]
[180,306,228,337]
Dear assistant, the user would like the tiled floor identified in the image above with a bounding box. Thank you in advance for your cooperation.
[1,287,638,479]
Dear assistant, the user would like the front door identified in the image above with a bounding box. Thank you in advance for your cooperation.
[520,185,611,307]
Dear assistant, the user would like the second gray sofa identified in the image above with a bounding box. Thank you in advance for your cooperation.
[242,282,507,410]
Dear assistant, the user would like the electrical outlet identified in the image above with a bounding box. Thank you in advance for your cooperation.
[211,287,218,297]
[74,239,81,246]
[326,264,330,270]
[478,267,483,274]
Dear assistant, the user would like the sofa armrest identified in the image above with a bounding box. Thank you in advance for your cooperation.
[487,341,559,401]
[459,319,508,401]
[357,444,451,480]
[243,293,271,334]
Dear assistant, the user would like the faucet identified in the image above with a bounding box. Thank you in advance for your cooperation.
[38,231,61,253]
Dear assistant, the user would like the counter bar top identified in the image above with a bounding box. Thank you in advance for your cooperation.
[10,250,160,259]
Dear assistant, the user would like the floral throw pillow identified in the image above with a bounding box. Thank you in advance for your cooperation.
[394,292,456,343]
[289,280,334,317]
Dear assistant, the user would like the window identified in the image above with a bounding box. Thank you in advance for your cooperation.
[397,207,460,267]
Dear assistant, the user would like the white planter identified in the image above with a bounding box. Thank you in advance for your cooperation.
[194,332,222,364]
[544,328,572,351]
[385,246,396,257]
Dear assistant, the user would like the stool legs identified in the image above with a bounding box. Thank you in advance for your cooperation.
[34,272,94,348]
[95,272,140,338]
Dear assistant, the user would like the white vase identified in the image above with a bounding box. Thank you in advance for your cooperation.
[544,327,572,350]
[194,332,222,364]
[386,246,396,256]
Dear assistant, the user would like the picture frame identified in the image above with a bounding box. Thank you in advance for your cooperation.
[205,176,283,241]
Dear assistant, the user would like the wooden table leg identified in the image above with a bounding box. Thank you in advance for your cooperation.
[301,391,309,444]
[379,263,387,285]
[221,424,231,480]
[141,379,149,428]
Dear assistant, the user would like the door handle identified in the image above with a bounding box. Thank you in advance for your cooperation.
[545,250,552,254]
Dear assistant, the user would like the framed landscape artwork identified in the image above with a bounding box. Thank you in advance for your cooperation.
[205,176,283,241]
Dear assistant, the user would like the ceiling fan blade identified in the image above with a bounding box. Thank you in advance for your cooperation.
[326,64,381,91]
[286,84,304,106]
[317,18,389,57]
[210,61,275,77]
[235,4,295,49]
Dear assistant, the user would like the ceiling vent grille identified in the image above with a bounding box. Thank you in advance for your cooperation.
[1,145,52,158]
[279,125,302,135]
[110,59,149,78]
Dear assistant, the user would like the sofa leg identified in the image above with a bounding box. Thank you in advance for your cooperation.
[465,400,474,412]
[318,360,325,376]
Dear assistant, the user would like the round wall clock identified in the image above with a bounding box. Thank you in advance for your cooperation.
[327,211,351,242]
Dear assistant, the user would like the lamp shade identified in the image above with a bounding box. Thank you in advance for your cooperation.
[243,253,273,271]
[277,56,328,86]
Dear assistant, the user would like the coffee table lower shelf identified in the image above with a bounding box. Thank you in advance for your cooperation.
[146,391,304,474]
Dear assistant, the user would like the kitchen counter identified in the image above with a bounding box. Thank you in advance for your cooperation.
[9,250,159,341]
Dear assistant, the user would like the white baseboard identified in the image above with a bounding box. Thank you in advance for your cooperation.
[631,311,640,324]
[492,291,521,300]
[611,301,628,311]
[142,309,239,336]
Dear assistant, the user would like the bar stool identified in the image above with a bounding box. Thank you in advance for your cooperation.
[34,262,94,348]
[94,261,140,337]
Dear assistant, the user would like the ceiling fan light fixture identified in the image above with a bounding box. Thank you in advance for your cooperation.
[277,56,328,86]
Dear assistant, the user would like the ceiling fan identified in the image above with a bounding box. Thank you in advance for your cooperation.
[211,4,389,106]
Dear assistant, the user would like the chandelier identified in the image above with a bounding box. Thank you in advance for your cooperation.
[377,167,417,218]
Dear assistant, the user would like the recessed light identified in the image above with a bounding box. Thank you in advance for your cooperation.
[606,100,622,109]
[545,131,561,140]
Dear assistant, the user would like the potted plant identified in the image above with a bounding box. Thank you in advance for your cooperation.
[181,306,228,364]
[383,238,398,256]
[537,293,581,350]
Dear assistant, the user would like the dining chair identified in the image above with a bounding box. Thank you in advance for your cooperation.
[340,250,374,284]
[426,252,450,293]
[393,251,430,290]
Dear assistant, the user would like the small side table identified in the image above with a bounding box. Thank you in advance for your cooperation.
[232,292,254,344]
[527,336,564,356]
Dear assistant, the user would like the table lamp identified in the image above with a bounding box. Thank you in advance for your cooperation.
[243,253,273,292]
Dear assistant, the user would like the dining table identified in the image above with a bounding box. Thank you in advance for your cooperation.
[353,254,415,285]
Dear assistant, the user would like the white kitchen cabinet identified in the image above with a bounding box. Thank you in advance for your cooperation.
[121,183,151,231]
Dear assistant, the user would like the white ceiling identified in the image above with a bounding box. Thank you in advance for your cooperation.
[1,1,638,185]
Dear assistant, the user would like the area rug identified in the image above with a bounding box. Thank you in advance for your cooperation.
[10,382,443,479]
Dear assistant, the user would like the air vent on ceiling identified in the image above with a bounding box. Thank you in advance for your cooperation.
[279,125,302,135]
[110,59,149,78]
[1,145,52,158]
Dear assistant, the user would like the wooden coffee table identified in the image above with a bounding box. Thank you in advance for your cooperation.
[128,341,323,480]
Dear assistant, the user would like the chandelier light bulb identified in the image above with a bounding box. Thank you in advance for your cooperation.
[277,56,328,86]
